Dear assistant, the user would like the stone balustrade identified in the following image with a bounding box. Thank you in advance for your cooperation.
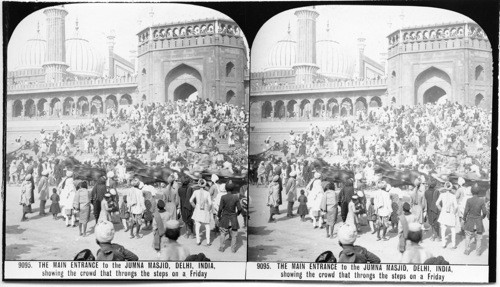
[251,78,387,93]
[138,18,242,46]
[7,76,138,92]
[387,22,490,52]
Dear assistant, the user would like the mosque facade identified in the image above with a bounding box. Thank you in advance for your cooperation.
[7,6,248,120]
[250,8,492,123]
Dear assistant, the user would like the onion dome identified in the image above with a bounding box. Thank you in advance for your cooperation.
[16,22,47,70]
[65,19,105,78]
[316,22,355,80]
[266,23,296,71]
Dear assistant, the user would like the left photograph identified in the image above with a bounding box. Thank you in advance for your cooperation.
[5,3,249,261]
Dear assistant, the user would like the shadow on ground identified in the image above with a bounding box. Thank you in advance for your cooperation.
[248,225,274,236]
[6,225,26,235]
[248,244,279,261]
[5,243,34,260]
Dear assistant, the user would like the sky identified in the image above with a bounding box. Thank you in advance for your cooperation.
[251,5,473,72]
[7,3,243,70]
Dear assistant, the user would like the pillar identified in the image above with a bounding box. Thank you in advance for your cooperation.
[270,100,276,119]
[21,99,26,118]
[357,38,366,79]
[43,6,69,83]
[293,8,319,85]
[284,100,289,118]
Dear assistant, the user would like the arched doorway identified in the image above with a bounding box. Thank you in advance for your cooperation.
[174,83,197,101]
[340,98,353,117]
[37,98,47,116]
[165,64,202,102]
[77,97,89,116]
[92,96,104,114]
[287,100,297,118]
[313,99,324,117]
[250,102,260,120]
[354,97,368,113]
[63,98,74,116]
[24,99,35,117]
[274,100,285,119]
[300,99,311,118]
[50,98,61,116]
[226,90,235,104]
[327,98,339,118]
[475,93,484,107]
[13,100,23,117]
[423,86,446,104]
[120,94,133,105]
[105,95,117,111]
[262,101,272,118]
[369,96,382,108]
[414,67,452,105]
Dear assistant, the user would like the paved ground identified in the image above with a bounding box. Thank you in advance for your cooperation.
[4,184,247,261]
[247,184,489,264]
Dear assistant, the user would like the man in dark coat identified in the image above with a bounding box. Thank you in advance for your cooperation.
[91,177,108,223]
[177,176,194,238]
[424,181,441,241]
[463,184,488,256]
[25,159,35,204]
[217,183,242,253]
[339,179,355,222]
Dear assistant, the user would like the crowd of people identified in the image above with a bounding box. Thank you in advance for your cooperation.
[256,101,491,263]
[11,98,249,261]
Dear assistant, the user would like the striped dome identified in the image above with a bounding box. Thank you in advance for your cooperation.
[266,27,296,71]
[316,26,355,79]
[66,35,104,78]
[17,27,46,70]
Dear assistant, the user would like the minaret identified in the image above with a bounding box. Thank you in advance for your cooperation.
[43,6,69,83]
[292,7,319,85]
[107,30,116,78]
[357,37,366,79]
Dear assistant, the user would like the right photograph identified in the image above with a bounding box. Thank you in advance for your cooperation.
[248,5,492,264]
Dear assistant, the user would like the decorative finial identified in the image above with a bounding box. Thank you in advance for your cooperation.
[326,20,330,33]
[75,18,79,32]
[287,22,291,34]
[36,21,40,34]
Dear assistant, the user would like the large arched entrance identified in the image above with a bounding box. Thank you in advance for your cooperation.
[423,86,446,104]
[369,96,382,108]
[13,100,23,117]
[226,90,236,104]
[475,93,484,107]
[174,83,197,101]
[165,64,202,102]
[414,67,452,105]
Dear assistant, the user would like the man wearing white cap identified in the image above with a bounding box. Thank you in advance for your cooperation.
[337,224,381,263]
[373,180,392,241]
[95,220,138,261]
[285,171,297,217]
[59,171,76,227]
[306,172,324,228]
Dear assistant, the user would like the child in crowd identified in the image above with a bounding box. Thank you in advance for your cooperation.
[143,199,154,230]
[49,188,61,220]
[390,194,400,232]
[367,197,376,233]
[119,195,130,232]
[297,189,308,221]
